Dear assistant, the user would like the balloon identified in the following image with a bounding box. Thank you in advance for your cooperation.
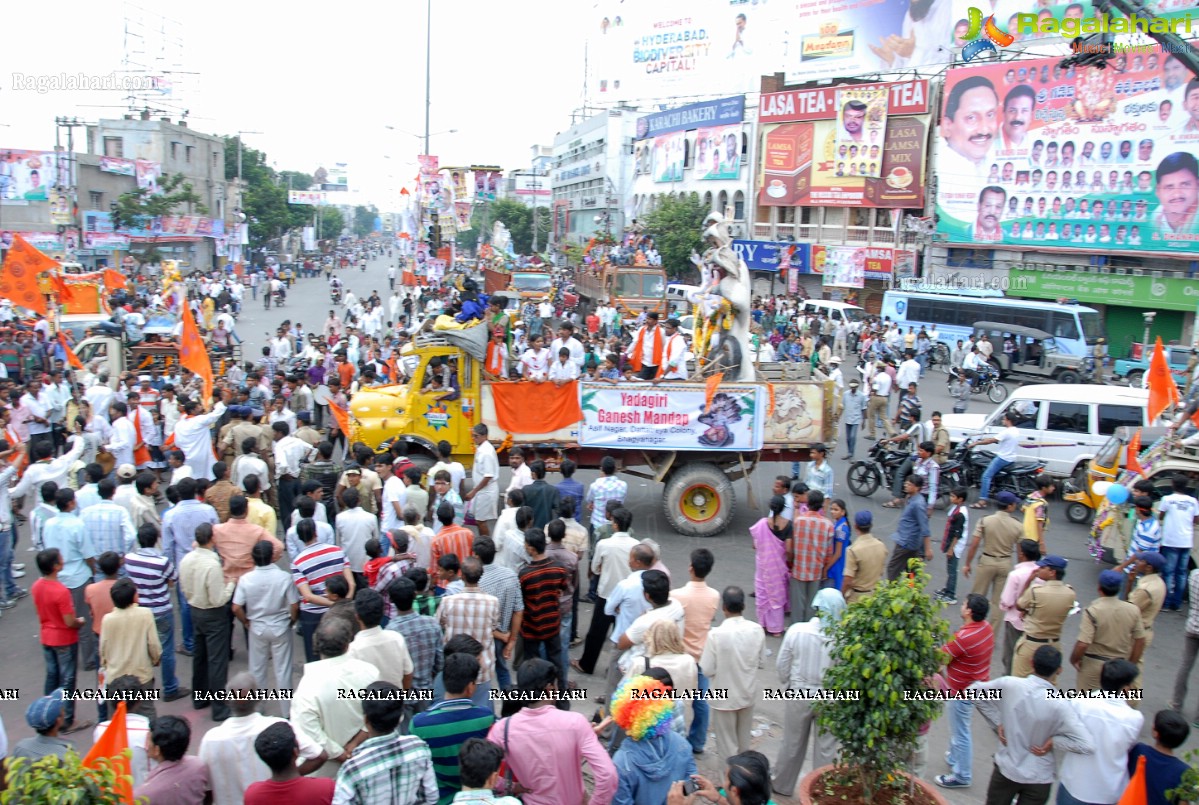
[1091,481,1112,499]
[1106,484,1130,505]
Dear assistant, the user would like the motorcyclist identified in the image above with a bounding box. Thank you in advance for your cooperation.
[961,346,987,388]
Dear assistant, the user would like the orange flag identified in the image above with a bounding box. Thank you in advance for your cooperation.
[57,332,84,369]
[329,399,352,438]
[83,699,132,803]
[50,273,75,302]
[179,303,214,402]
[705,372,725,412]
[1126,428,1144,475]
[1117,755,1147,805]
[0,234,53,314]
[1146,337,1180,422]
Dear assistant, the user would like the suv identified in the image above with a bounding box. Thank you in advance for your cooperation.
[1112,344,1192,387]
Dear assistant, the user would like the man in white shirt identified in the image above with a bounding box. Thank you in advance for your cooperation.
[659,318,689,381]
[271,421,313,529]
[199,673,327,805]
[577,507,639,676]
[379,462,406,533]
[21,379,52,454]
[972,410,1021,507]
[347,589,414,689]
[548,349,580,386]
[1057,659,1143,805]
[290,618,380,764]
[232,543,300,716]
[464,424,500,537]
[866,364,893,439]
[1159,475,1199,611]
[10,435,85,510]
[549,323,585,371]
[105,401,139,470]
[701,586,765,763]
[267,397,297,433]
[336,489,379,580]
[269,328,293,362]
[966,645,1094,802]
[896,352,921,390]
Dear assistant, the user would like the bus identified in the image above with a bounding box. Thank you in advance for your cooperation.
[879,289,1104,358]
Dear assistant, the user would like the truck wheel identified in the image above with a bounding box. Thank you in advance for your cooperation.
[1065,502,1092,524]
[663,463,735,537]
[1126,371,1144,388]
[1056,370,1080,384]
[846,462,881,497]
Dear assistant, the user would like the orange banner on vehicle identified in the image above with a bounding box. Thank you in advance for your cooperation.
[492,380,582,435]
[0,234,53,314]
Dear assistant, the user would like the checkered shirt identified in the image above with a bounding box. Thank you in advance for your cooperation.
[437,590,500,683]
[331,731,438,805]
[388,611,444,693]
[478,563,525,633]
[585,475,628,528]
[791,513,834,582]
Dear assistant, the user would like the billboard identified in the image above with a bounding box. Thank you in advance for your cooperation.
[811,244,896,281]
[288,190,326,205]
[579,383,766,451]
[653,132,685,183]
[695,125,743,180]
[934,48,1199,255]
[758,80,929,208]
[321,163,349,191]
[0,149,71,201]
[98,157,136,176]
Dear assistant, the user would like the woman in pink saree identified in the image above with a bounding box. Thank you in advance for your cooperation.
[751,494,792,636]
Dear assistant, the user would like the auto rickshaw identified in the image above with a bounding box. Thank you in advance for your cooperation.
[1063,426,1169,523]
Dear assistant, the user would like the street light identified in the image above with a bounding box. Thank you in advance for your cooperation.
[385,126,458,150]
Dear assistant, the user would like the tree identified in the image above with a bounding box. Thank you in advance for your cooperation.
[642,193,708,279]
[110,172,206,266]
[352,205,378,239]
[316,206,345,243]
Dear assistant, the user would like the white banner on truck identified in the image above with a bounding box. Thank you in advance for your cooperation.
[578,383,764,451]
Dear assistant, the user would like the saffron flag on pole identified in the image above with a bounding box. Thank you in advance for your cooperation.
[57,332,84,369]
[329,399,352,440]
[0,234,53,314]
[705,372,725,412]
[1146,337,1179,423]
[1126,428,1144,476]
[179,302,213,403]
[1116,755,1147,805]
[103,269,128,290]
[83,699,132,804]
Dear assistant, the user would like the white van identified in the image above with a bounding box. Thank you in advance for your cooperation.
[666,284,701,316]
[801,300,867,327]
[942,384,1150,478]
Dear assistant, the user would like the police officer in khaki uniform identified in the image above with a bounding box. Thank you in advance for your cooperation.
[965,490,1025,630]
[221,407,269,465]
[1071,569,1147,692]
[1011,554,1076,678]
[1125,551,1167,706]
[842,511,888,604]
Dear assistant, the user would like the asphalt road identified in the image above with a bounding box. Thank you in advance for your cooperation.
[0,253,1191,804]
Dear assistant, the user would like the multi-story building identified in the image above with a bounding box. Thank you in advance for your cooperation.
[84,113,233,271]
[550,109,639,246]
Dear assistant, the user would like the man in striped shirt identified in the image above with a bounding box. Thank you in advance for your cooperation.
[291,518,354,663]
[411,653,496,804]
[936,593,995,790]
[124,524,188,702]
[518,528,572,694]
[430,502,475,589]
[437,559,501,693]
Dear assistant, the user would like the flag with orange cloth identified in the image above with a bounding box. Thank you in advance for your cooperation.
[491,380,582,434]
[329,399,352,439]
[179,302,214,403]
[705,372,725,412]
[1116,755,1147,805]
[83,699,133,803]
[103,268,128,290]
[0,234,53,314]
[49,273,75,303]
[57,332,84,369]
[1126,428,1144,476]
[1146,337,1179,423]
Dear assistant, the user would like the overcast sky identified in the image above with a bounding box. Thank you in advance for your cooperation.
[3,0,590,210]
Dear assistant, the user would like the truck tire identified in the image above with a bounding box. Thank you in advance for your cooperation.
[1125,370,1144,388]
[1056,370,1080,384]
[663,463,735,537]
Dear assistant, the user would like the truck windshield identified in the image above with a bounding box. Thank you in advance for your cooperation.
[641,274,665,297]
[513,273,552,291]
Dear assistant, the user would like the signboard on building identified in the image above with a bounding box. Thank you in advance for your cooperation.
[635,96,745,140]
[289,190,326,205]
[0,149,71,200]
[1008,268,1199,312]
[757,80,929,209]
[732,240,811,274]
[935,47,1199,256]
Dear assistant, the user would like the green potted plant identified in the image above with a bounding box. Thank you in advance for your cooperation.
[809,560,950,805]
[1167,749,1199,804]
[1,749,142,805]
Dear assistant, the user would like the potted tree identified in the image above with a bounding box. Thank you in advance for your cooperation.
[2,749,140,805]
[806,561,950,805]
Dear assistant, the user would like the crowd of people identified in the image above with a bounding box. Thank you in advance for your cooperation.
[0,251,1194,805]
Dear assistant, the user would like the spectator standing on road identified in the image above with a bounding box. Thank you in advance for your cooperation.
[125,523,188,702]
[934,593,994,791]
[1057,658,1142,805]
[701,586,765,763]
[41,488,98,672]
[669,548,720,754]
[790,490,833,623]
[232,540,300,716]
[180,522,235,723]
[32,548,89,733]
[410,653,496,803]
[1158,475,1199,612]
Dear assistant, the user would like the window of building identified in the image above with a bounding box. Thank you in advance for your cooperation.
[823,207,845,226]
[170,142,179,159]
[780,207,797,224]
[733,191,745,220]
[946,248,995,268]
[850,208,873,227]
[683,138,691,168]
[103,137,123,157]
[185,145,194,163]
[704,191,713,209]
[718,190,728,212]
[89,190,103,210]
[212,151,220,168]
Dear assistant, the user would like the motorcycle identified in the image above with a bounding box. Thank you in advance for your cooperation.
[948,436,1047,498]
[331,286,342,305]
[272,287,286,307]
[846,440,952,509]
[947,365,1009,403]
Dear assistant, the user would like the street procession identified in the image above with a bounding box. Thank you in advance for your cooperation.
[3,2,1199,805]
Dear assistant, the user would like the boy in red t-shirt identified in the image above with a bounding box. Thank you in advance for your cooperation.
[244,722,335,805]
[31,548,89,732]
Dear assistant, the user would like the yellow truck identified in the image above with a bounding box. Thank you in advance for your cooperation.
[350,325,833,536]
